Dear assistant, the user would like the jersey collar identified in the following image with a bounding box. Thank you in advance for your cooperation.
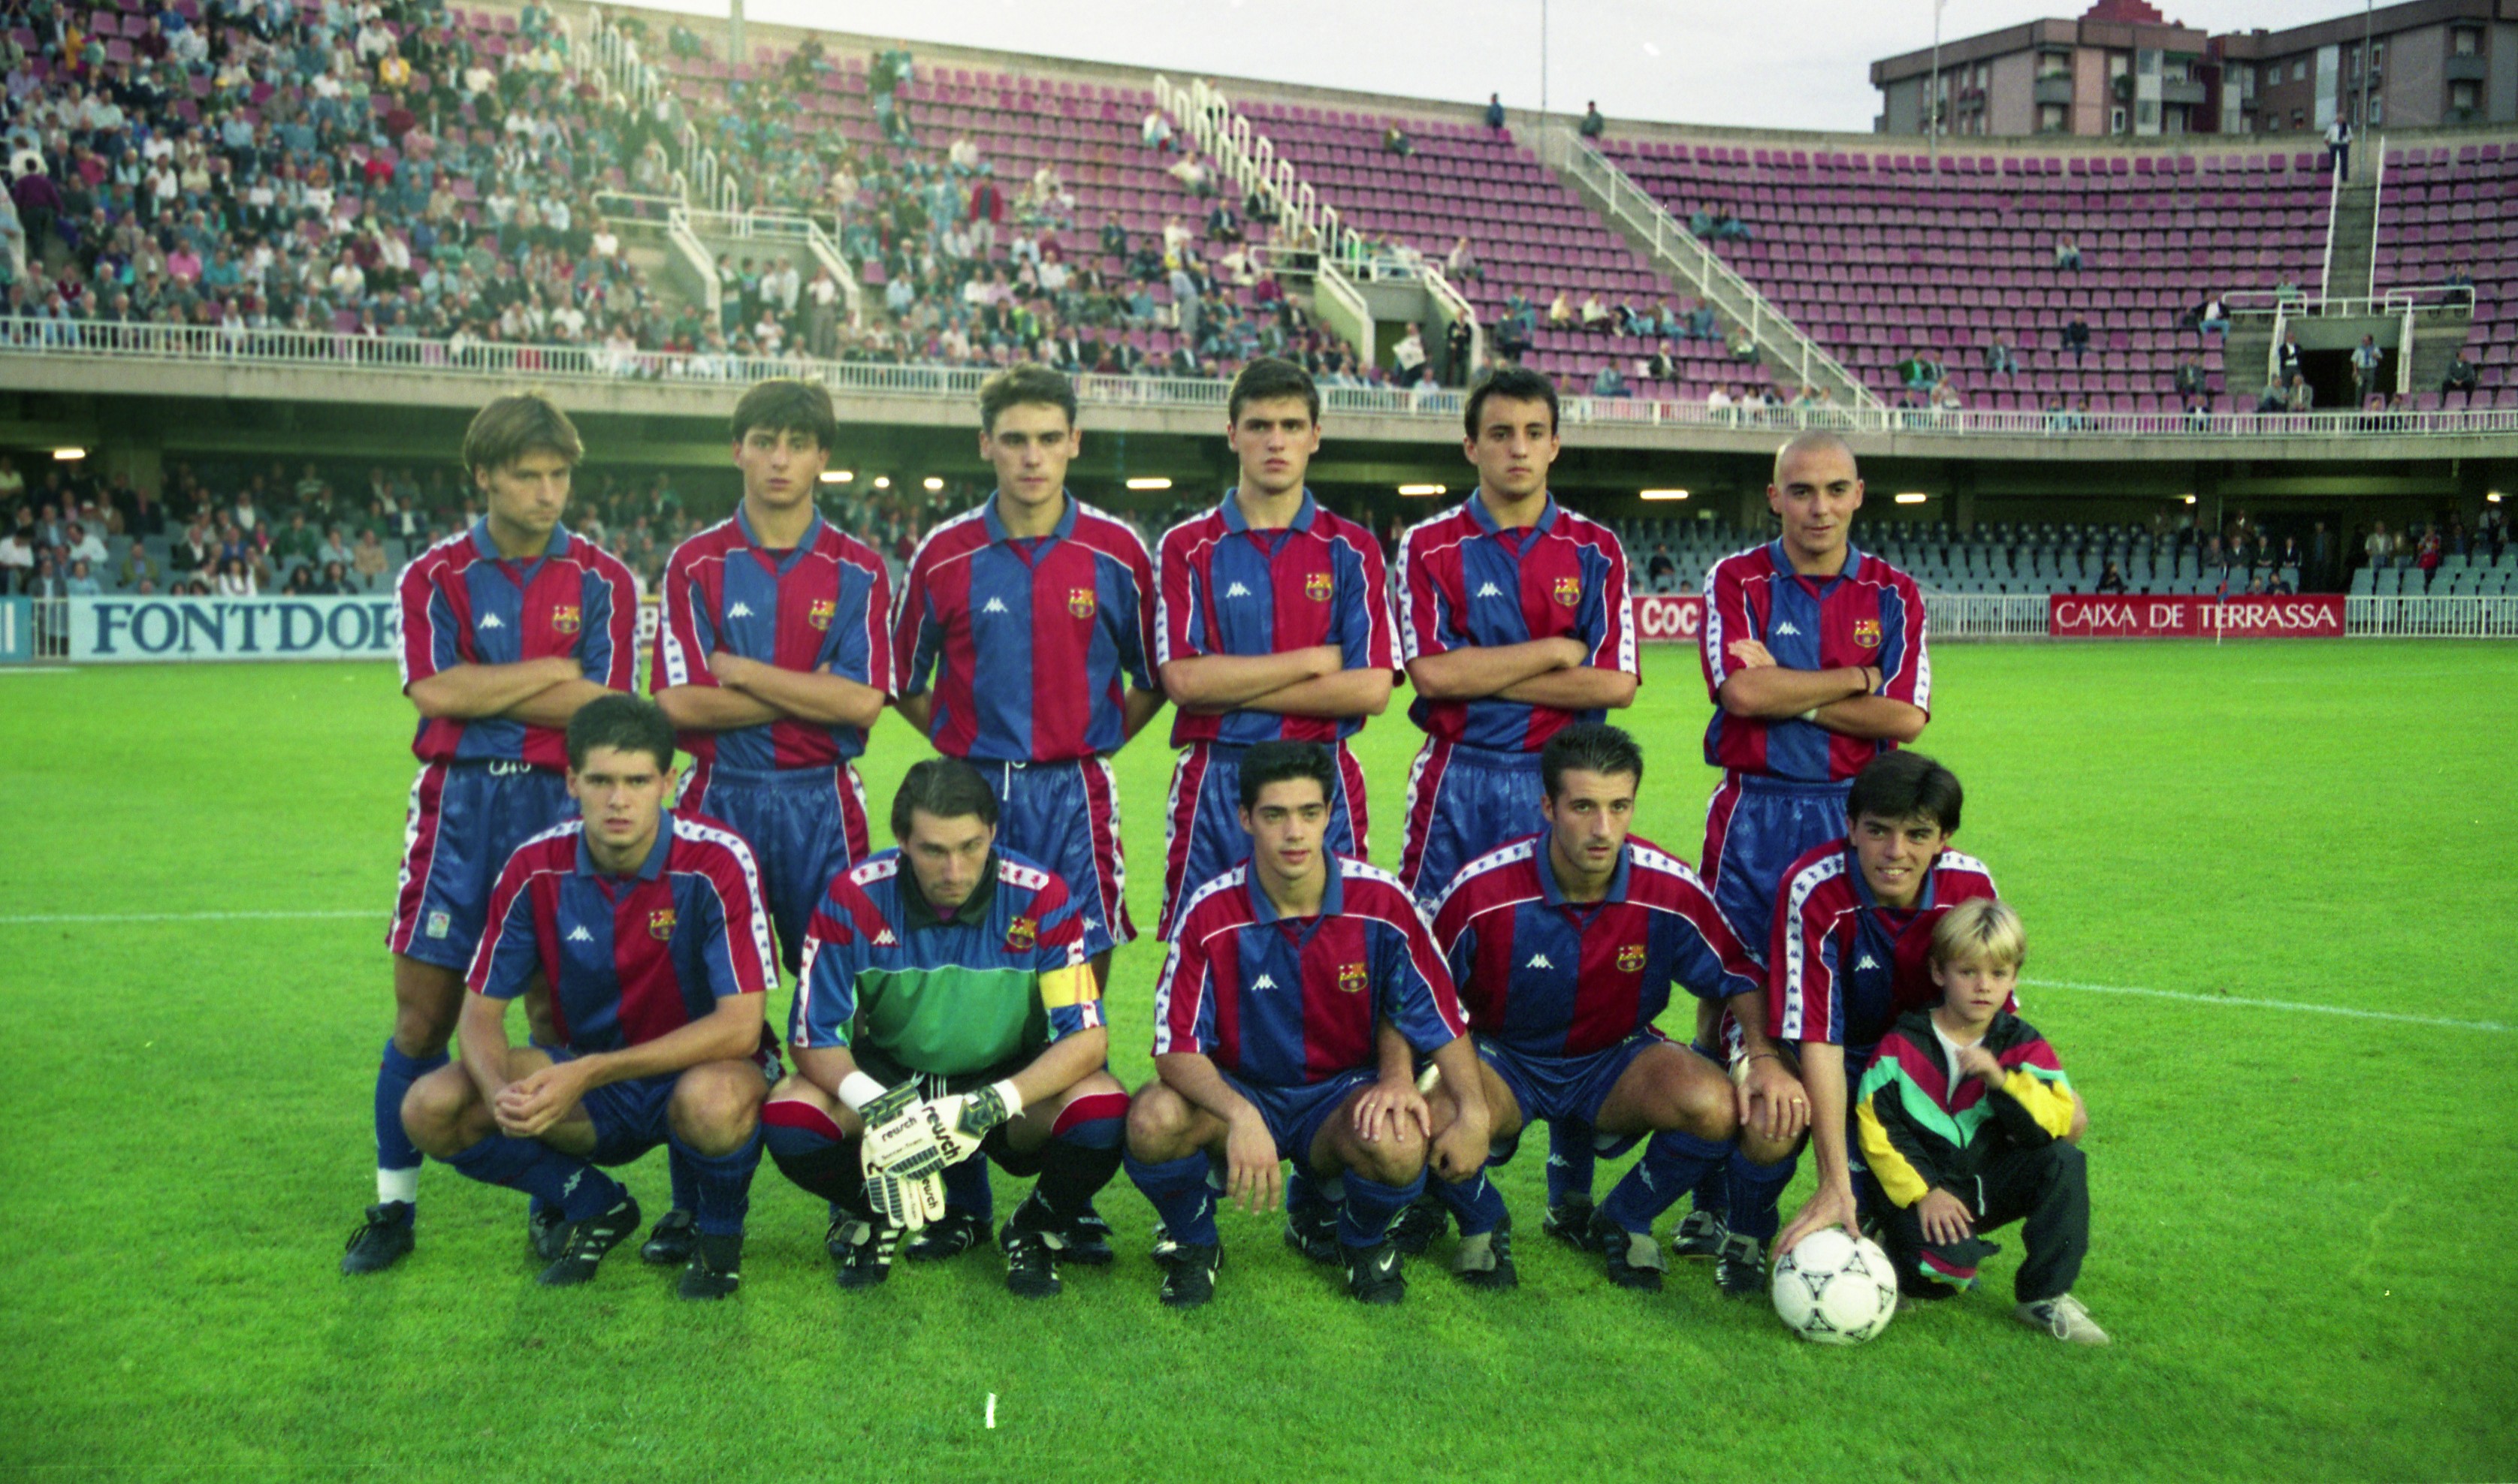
[899,851,1000,930]
[469,518,572,564]
[1220,487,1319,535]
[1466,490,1559,538]
[1535,837,1631,907]
[575,820,672,881]
[734,502,823,556]
[983,490,1077,546]
[1248,850,1345,924]
[1765,536,1864,587]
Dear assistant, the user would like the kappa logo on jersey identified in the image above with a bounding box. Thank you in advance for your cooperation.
[984,597,1011,614]
[1774,621,1802,635]
[647,907,678,941]
[478,613,505,629]
[1475,581,1505,599]
[807,598,835,631]
[1225,581,1252,599]
[1005,915,1037,952]
[1067,587,1097,620]
[1252,973,1280,990]
[1526,953,1555,970]
[1336,961,1369,994]
[872,928,896,947]
[1853,617,1883,649]
[1616,943,1647,973]
[567,925,595,943]
[1855,953,1881,971]
[1304,570,1334,603]
[1552,575,1581,608]
[551,605,581,635]
[726,602,755,620]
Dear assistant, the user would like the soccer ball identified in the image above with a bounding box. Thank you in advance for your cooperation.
[1771,1229,1899,1344]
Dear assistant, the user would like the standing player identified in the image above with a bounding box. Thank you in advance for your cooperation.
[1393,364,1637,1246]
[1154,354,1395,943]
[1424,723,1803,1292]
[398,696,775,1298]
[649,377,892,1265]
[344,391,636,1275]
[1659,428,1929,1275]
[1124,741,1490,1308]
[892,363,1158,1256]
[755,759,1131,1298]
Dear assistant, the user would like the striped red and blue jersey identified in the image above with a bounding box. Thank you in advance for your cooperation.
[1770,838,1999,1058]
[1701,539,1931,783]
[652,508,893,771]
[1396,493,1637,751]
[789,848,1100,1073]
[466,814,776,1057]
[1430,832,1760,1058]
[1153,853,1466,1085]
[397,522,638,769]
[1155,489,1397,748]
[892,493,1158,762]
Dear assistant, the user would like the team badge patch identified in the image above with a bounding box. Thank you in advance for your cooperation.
[1005,915,1037,952]
[647,908,677,941]
[1617,943,1647,973]
[1336,961,1368,994]
[1853,617,1882,649]
[1304,570,1334,602]
[1551,575,1581,608]
[551,605,581,635]
[808,598,836,632]
[1067,587,1097,620]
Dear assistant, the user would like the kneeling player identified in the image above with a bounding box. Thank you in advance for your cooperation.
[400,696,774,1298]
[1858,900,2106,1343]
[1125,741,1487,1308]
[758,758,1128,1298]
[1424,723,1803,1292]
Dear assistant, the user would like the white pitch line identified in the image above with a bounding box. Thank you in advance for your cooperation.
[0,908,378,925]
[2021,976,2508,1033]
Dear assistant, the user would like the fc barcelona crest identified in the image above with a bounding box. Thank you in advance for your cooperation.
[1067,587,1097,620]
[1005,915,1037,952]
[1336,961,1369,994]
[647,907,678,941]
[1551,575,1581,608]
[1617,943,1647,973]
[551,604,582,635]
[1304,570,1334,603]
[807,598,836,632]
[1853,617,1882,650]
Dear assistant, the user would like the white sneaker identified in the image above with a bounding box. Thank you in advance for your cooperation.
[2016,1293,2112,1345]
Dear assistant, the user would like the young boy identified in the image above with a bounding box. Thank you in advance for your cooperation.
[1855,899,2106,1344]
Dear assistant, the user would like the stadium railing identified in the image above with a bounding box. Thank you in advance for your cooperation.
[9,318,2518,440]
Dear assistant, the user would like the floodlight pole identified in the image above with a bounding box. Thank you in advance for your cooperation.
[1928,0,1942,167]
[729,0,744,76]
[1539,0,1550,131]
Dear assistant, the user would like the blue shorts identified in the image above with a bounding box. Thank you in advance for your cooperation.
[1158,738,1368,942]
[973,756,1131,954]
[1397,739,1545,907]
[1219,1065,1378,1167]
[389,761,575,971]
[1479,1031,1674,1135]
[545,1045,778,1166]
[680,759,870,978]
[1700,771,1852,967]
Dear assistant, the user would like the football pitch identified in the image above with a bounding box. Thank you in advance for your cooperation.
[2,640,2514,1482]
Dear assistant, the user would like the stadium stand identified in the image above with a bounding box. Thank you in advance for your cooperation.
[2372,143,2518,408]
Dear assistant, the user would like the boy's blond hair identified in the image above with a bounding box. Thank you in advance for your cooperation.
[1931,898,2026,973]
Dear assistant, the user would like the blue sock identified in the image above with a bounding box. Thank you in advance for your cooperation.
[1286,1163,1330,1213]
[942,1150,994,1221]
[667,1145,699,1216]
[1125,1151,1218,1248]
[446,1136,622,1222]
[1687,1158,1730,1218]
[1599,1129,1732,1235]
[669,1129,762,1238]
[1339,1169,1427,1249]
[1725,1148,1800,1243]
[1545,1120,1596,1208]
[374,1038,447,1190]
[1435,1165,1509,1238]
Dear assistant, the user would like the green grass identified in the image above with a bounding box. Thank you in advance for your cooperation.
[2,641,2515,1482]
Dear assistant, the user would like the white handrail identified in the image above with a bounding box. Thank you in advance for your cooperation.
[2317,151,2342,301]
[2367,134,2387,300]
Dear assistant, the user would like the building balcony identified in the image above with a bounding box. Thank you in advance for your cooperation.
[2445,54,2489,83]
[2035,76,2074,105]
[2162,77,2206,104]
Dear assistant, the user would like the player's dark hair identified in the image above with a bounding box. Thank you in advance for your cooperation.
[1541,722,1644,801]
[1846,750,1962,834]
[891,756,1001,837]
[1227,356,1320,427]
[732,376,838,453]
[979,363,1078,435]
[566,693,675,772]
[1237,740,1336,813]
[463,389,582,478]
[1464,365,1559,439]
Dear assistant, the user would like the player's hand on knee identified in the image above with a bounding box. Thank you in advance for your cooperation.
[1354,1078,1430,1145]
[494,1063,586,1139]
[1224,1111,1278,1214]
[1917,1188,1973,1247]
[1737,1058,1808,1145]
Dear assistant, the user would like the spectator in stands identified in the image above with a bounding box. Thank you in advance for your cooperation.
[2414,524,2443,585]
[1647,342,1680,382]
[1985,336,2019,377]
[1382,124,1414,158]
[1206,199,1242,243]
[317,526,355,575]
[352,529,390,590]
[1170,151,1214,198]
[215,556,256,597]
[1141,110,1174,152]
[1485,94,1508,131]
[2188,292,2230,336]
[0,525,29,594]
[1579,292,1611,327]
[1647,543,1677,587]
[1592,363,1630,398]
[2062,315,2091,364]
[2441,350,2480,404]
[968,167,1006,260]
[2174,357,2206,401]
[2054,235,2081,271]
[2252,378,2287,414]
[11,158,60,260]
[1547,291,1575,327]
[1445,236,1483,282]
[1707,383,1736,423]
[2284,371,2314,414]
[1897,348,1943,393]
[1390,321,1428,383]
[65,523,105,571]
[2350,334,2384,405]
[316,559,356,596]
[1579,102,1606,140]
[2324,116,2353,181]
[1726,324,1759,363]
[2096,560,2128,595]
[1931,382,1964,416]
[1709,205,1750,242]
[2363,520,2394,569]
[2444,262,2474,293]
